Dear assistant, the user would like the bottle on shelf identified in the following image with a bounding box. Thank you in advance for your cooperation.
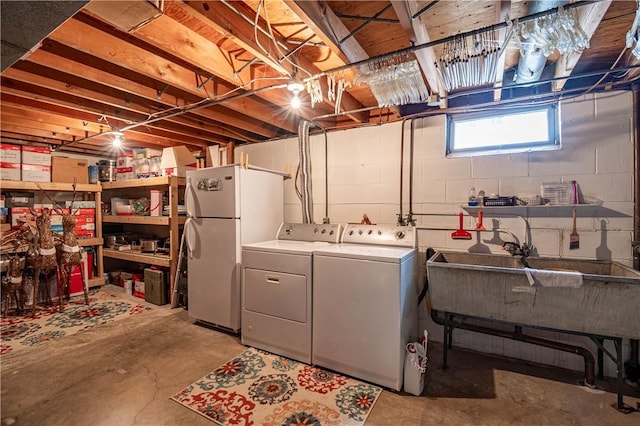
[468,187,478,206]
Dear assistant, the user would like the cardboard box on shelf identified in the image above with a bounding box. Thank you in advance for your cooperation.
[65,201,96,209]
[22,146,51,166]
[51,157,89,184]
[0,143,21,164]
[205,145,220,168]
[69,251,93,296]
[133,147,162,159]
[162,165,197,177]
[134,281,145,299]
[160,146,197,177]
[21,164,51,182]
[116,151,133,168]
[1,162,21,181]
[116,167,134,181]
[4,192,34,208]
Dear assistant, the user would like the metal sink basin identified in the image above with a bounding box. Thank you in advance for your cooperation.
[427,251,640,338]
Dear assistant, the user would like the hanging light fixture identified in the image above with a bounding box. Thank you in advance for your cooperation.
[112,131,123,147]
[287,79,304,109]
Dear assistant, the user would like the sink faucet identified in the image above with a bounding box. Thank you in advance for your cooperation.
[503,242,530,257]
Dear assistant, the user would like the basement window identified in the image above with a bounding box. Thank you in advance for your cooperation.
[446,104,560,157]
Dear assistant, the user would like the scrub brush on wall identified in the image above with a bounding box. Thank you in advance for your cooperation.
[569,207,580,250]
[569,180,580,250]
[451,212,472,240]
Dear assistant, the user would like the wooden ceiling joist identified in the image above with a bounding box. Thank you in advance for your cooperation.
[1,68,220,146]
[553,0,612,92]
[47,17,299,134]
[284,0,368,65]
[28,47,281,139]
[493,0,512,102]
[180,0,367,123]
[391,0,445,107]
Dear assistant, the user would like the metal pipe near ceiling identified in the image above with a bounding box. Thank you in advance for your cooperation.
[633,83,640,271]
[515,0,568,84]
[339,3,393,44]
[307,120,333,224]
[57,82,289,150]
[308,0,597,82]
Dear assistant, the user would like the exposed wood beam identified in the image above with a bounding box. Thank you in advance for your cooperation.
[183,0,367,122]
[133,13,254,95]
[284,0,369,65]
[178,1,369,123]
[3,66,223,146]
[0,78,211,148]
[276,1,369,121]
[0,92,216,151]
[176,0,293,77]
[48,17,299,134]
[553,0,612,91]
[493,0,512,101]
[391,0,444,107]
[29,47,279,139]
[0,131,114,156]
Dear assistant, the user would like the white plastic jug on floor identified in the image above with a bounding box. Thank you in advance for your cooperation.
[403,330,428,396]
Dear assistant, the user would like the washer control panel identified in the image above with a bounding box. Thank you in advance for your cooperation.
[277,223,343,243]
[341,224,415,247]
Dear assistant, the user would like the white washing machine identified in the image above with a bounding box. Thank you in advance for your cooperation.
[241,223,342,363]
[312,224,418,391]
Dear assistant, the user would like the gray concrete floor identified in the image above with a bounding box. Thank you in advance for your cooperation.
[1,287,639,426]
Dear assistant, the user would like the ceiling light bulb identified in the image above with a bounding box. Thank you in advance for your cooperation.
[291,92,301,109]
[113,131,123,147]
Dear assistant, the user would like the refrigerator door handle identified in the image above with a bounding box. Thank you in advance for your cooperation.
[184,178,197,219]
[184,217,195,258]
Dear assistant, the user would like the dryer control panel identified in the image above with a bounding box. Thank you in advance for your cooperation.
[277,223,343,243]
[341,224,416,247]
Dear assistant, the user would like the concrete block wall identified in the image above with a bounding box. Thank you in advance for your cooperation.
[237,90,635,376]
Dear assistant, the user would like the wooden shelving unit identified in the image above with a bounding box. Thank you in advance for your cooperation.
[0,180,105,288]
[101,176,186,299]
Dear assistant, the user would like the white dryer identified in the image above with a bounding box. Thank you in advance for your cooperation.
[241,223,342,363]
[312,224,418,391]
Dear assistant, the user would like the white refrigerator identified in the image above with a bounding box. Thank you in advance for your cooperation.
[184,165,284,332]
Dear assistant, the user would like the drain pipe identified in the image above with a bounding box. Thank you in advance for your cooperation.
[408,119,416,226]
[309,120,331,224]
[430,309,596,385]
[398,119,406,225]
[298,120,314,224]
[627,83,640,382]
[633,83,640,271]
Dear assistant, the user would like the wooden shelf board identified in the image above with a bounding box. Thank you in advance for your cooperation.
[0,180,101,192]
[103,215,169,225]
[78,238,103,247]
[101,176,186,190]
[462,203,601,210]
[87,277,104,287]
[103,248,171,266]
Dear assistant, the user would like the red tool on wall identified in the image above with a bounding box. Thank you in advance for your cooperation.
[451,212,472,240]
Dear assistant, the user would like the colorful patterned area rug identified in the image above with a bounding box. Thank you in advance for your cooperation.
[171,347,382,425]
[0,290,148,357]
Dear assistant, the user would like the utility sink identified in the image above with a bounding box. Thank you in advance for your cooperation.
[427,251,640,338]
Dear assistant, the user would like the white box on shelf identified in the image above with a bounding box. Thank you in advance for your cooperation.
[0,143,21,164]
[21,164,51,182]
[206,145,220,168]
[160,145,197,176]
[21,146,51,166]
[0,162,21,180]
